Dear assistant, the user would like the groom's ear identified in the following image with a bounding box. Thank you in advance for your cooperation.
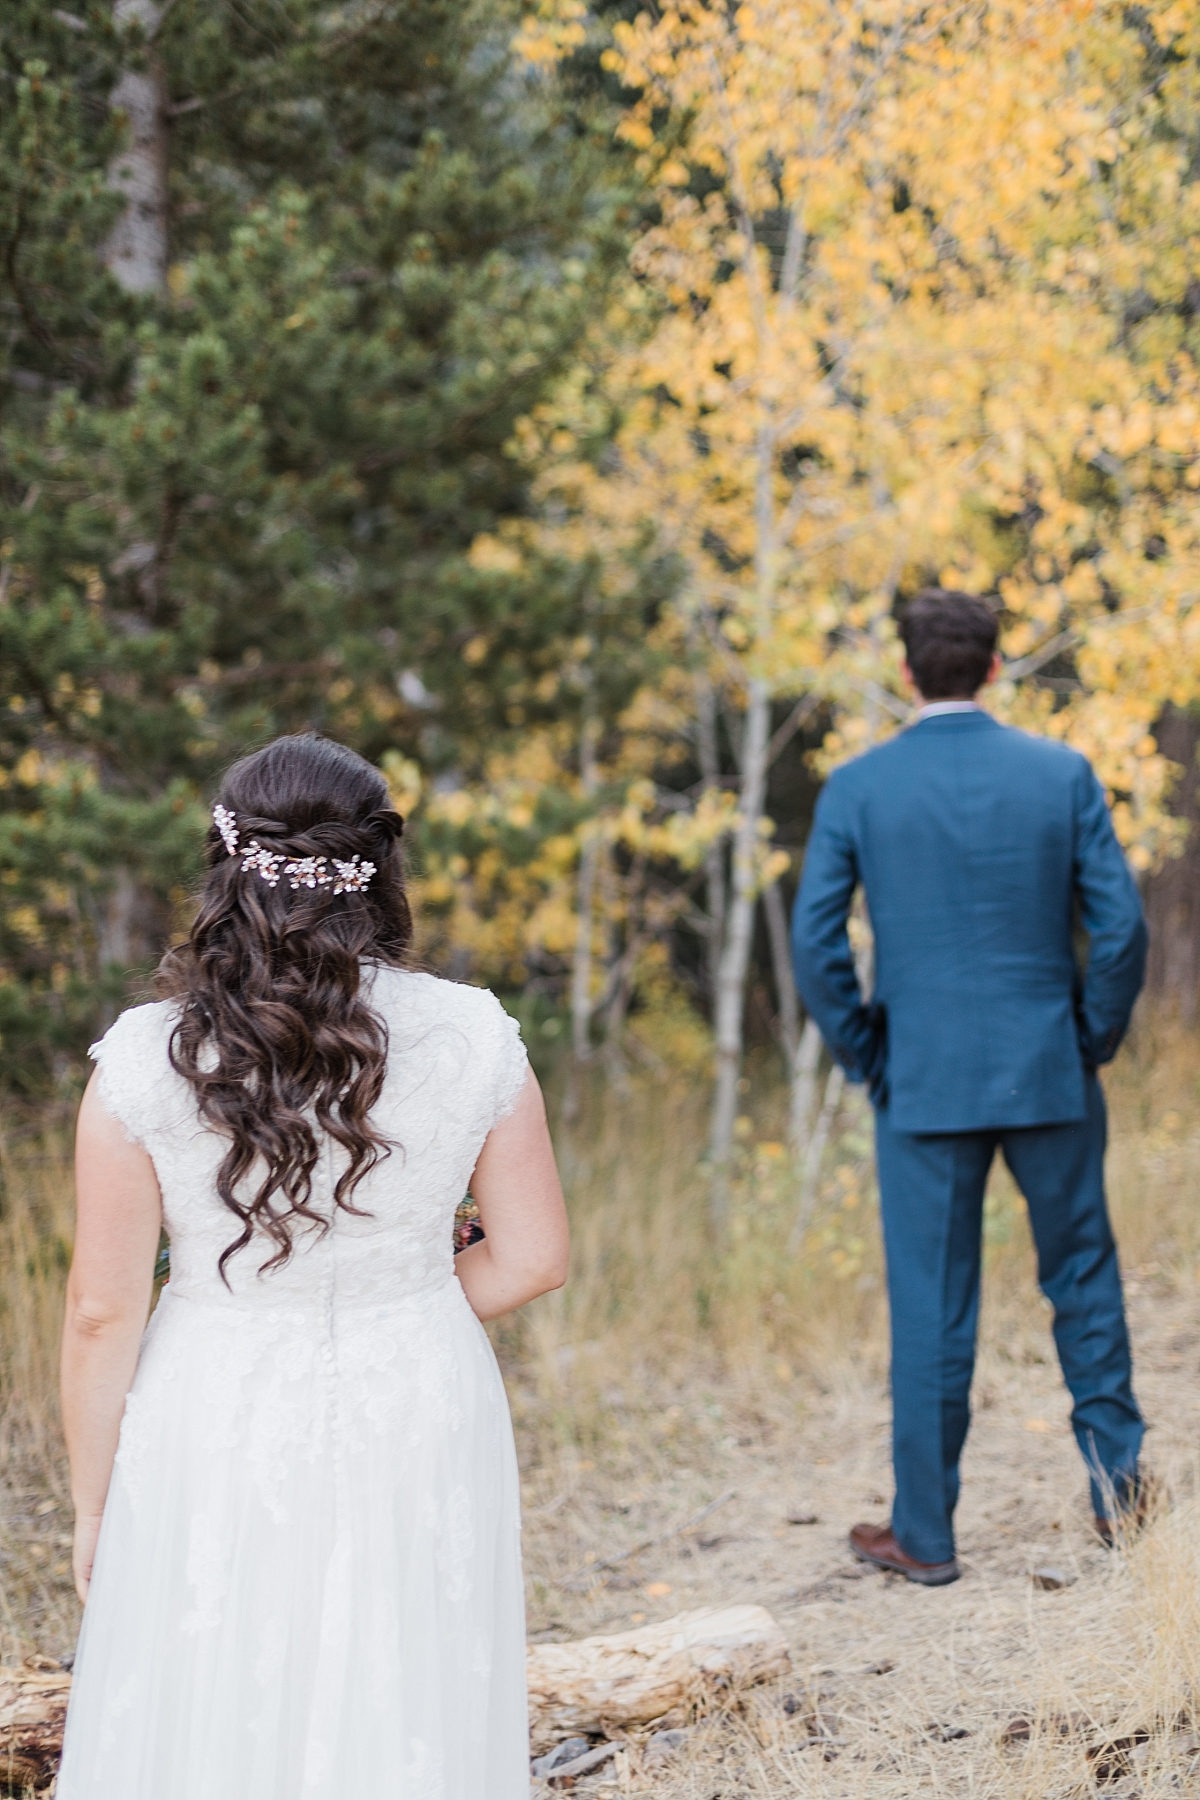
[984,652,1002,687]
[900,658,922,703]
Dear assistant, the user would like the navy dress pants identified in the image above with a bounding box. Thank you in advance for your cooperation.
[874,1074,1143,1565]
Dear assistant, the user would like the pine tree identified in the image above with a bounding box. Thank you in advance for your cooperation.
[0,0,631,1087]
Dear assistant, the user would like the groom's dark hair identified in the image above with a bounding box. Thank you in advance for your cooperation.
[899,588,999,700]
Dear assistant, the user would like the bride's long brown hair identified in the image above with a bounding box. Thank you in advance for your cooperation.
[158,734,413,1279]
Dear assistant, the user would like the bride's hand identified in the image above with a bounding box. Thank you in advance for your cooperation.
[73,1510,104,1604]
[456,1071,568,1321]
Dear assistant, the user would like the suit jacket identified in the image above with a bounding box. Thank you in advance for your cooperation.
[791,711,1148,1133]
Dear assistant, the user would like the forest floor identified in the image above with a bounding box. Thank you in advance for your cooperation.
[519,1266,1200,1799]
[2,1038,1199,1797]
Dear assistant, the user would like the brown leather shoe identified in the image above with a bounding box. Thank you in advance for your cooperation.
[849,1522,960,1586]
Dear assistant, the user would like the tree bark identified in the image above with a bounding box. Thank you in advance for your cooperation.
[527,1605,790,1745]
[96,865,168,1028]
[694,671,727,1009]
[97,866,138,972]
[788,1060,844,1253]
[788,1014,821,1152]
[708,677,771,1220]
[104,1,169,298]
[570,716,601,1064]
[1143,705,1200,1025]
[0,1661,72,1790]
[762,874,799,1069]
[788,895,871,1240]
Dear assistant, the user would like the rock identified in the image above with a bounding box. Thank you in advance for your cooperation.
[1000,1710,1090,1745]
[1031,1566,1070,1591]
[527,1604,791,1738]
[643,1726,692,1764]
[532,1737,593,1777]
[785,1508,819,1526]
[1087,1729,1150,1784]
[543,1741,620,1786]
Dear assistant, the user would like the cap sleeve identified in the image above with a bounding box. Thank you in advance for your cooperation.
[89,1002,177,1151]
[481,992,529,1131]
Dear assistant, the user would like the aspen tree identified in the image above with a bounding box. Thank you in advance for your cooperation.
[586,0,1200,1211]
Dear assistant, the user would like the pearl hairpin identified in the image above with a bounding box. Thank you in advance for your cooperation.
[212,807,376,895]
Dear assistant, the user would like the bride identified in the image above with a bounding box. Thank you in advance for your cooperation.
[57,734,569,1798]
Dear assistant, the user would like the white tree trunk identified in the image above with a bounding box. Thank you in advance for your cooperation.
[570,833,600,1064]
[788,900,872,1248]
[570,717,601,1064]
[104,2,169,297]
[762,874,798,1069]
[788,1060,845,1253]
[708,676,771,1219]
[788,1013,822,1151]
[694,670,727,1007]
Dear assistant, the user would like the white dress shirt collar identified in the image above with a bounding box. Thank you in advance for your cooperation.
[918,700,980,719]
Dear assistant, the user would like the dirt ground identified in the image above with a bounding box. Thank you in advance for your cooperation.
[519,1270,1200,1797]
[1,1269,1196,1797]
[2,1077,1196,1797]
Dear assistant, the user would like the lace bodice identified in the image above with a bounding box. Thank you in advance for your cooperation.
[90,967,529,1310]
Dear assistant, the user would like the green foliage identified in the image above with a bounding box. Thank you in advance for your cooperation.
[0,0,635,1086]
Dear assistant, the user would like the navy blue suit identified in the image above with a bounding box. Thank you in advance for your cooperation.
[793,710,1147,1561]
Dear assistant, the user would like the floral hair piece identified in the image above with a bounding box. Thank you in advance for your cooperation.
[243,842,285,887]
[211,806,376,895]
[286,855,328,890]
[331,856,376,894]
[213,804,239,857]
[279,853,376,892]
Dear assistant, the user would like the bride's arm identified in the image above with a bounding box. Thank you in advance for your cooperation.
[455,1070,569,1321]
[62,1075,163,1602]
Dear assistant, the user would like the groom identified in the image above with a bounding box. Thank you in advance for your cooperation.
[792,589,1148,1585]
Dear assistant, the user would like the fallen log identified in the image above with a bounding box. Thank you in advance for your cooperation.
[526,1603,791,1743]
[0,1661,72,1794]
[0,1608,792,1781]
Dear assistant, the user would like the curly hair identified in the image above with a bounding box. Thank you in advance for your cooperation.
[157,734,413,1280]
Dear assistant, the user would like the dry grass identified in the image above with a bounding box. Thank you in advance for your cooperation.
[511,1018,1200,1796]
[2,1018,1200,1796]
[0,1116,77,1668]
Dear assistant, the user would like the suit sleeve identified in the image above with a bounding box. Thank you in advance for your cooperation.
[1073,762,1148,1066]
[791,775,884,1091]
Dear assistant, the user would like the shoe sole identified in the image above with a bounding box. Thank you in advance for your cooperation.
[851,1544,961,1586]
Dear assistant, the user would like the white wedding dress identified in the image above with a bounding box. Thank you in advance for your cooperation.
[58,967,532,1800]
